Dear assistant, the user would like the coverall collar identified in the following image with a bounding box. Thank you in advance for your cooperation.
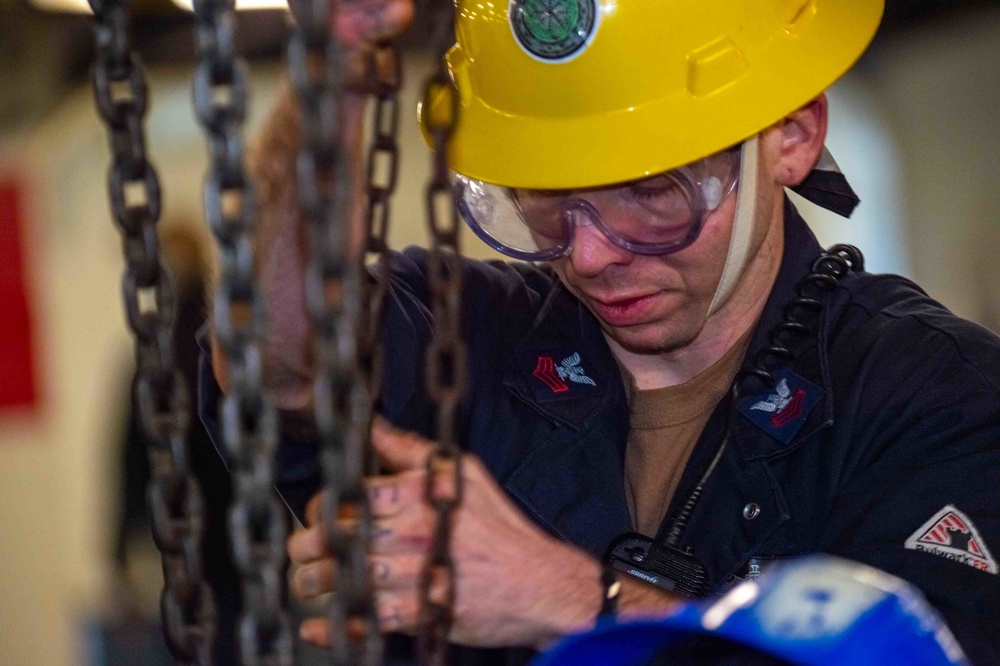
[498,199,835,557]
[502,197,833,454]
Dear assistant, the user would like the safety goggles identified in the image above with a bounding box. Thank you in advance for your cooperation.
[455,147,741,261]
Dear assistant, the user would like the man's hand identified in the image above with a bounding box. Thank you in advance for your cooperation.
[211,0,416,405]
[331,0,415,47]
[287,418,605,650]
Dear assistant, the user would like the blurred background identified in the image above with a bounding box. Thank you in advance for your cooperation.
[0,0,998,663]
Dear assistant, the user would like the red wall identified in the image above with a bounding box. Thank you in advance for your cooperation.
[0,179,40,410]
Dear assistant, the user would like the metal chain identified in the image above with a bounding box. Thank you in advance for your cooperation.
[88,1,217,663]
[190,0,292,664]
[288,1,401,663]
[418,23,467,666]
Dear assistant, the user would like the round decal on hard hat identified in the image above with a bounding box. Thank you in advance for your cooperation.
[509,0,599,63]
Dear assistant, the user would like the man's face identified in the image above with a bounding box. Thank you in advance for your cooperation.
[545,138,789,358]
[519,108,819,357]
[549,190,740,354]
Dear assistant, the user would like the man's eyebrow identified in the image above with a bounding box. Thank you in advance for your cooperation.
[517,188,569,198]
[519,173,672,198]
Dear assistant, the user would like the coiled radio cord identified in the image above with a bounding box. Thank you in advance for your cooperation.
[663,245,864,548]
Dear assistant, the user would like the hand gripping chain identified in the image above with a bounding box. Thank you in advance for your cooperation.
[93,0,459,661]
[287,0,403,662]
[418,12,467,665]
[88,1,218,663]
[191,0,294,663]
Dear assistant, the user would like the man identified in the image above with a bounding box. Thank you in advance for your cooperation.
[200,0,1000,662]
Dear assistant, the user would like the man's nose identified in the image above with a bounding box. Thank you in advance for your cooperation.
[567,214,634,278]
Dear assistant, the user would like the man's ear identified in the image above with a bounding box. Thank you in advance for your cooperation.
[775,94,829,188]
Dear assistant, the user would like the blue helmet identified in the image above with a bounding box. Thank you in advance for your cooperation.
[534,556,968,666]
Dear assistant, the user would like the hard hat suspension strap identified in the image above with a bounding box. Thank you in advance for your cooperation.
[708,137,763,317]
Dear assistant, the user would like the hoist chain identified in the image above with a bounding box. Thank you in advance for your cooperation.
[418,27,466,666]
[190,0,293,664]
[88,0,218,663]
[288,0,401,663]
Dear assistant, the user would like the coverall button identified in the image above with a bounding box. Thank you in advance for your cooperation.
[742,503,761,521]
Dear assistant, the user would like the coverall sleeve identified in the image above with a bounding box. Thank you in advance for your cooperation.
[196,247,553,524]
[820,299,1000,664]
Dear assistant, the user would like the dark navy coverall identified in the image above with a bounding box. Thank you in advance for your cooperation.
[200,200,1000,664]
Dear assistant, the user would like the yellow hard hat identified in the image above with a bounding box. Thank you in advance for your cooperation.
[420,0,884,190]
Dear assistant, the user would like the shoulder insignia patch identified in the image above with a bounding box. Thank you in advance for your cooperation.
[557,352,597,387]
[529,351,600,403]
[905,505,997,574]
[533,355,569,393]
[738,369,822,444]
[533,352,596,393]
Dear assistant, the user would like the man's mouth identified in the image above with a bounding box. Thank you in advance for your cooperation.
[586,293,661,327]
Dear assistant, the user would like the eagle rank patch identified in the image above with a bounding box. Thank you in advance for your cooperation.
[738,369,822,444]
[905,505,997,574]
[533,352,596,393]
[529,351,600,403]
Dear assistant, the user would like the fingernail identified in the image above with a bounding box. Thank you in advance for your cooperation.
[299,624,315,641]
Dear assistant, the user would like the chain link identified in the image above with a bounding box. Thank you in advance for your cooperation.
[190,0,292,664]
[418,18,466,665]
[288,1,402,662]
[88,0,217,663]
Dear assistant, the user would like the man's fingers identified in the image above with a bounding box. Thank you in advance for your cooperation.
[375,592,419,634]
[299,617,333,647]
[369,554,423,592]
[305,492,323,527]
[290,552,422,600]
[294,472,424,562]
[371,417,433,472]
[367,470,427,517]
[288,525,327,564]
[334,0,415,48]
[298,594,419,647]
[292,558,337,599]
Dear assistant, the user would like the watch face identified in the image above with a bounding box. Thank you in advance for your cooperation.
[510,0,599,62]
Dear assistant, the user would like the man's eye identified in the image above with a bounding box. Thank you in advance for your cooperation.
[630,183,682,202]
[519,188,566,200]
[631,186,670,200]
[628,176,678,197]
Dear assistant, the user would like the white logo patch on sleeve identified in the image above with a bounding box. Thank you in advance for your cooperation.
[904,504,997,574]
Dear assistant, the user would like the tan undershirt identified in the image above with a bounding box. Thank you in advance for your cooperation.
[620,332,753,536]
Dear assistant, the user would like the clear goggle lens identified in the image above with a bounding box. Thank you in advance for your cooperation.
[456,148,741,261]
